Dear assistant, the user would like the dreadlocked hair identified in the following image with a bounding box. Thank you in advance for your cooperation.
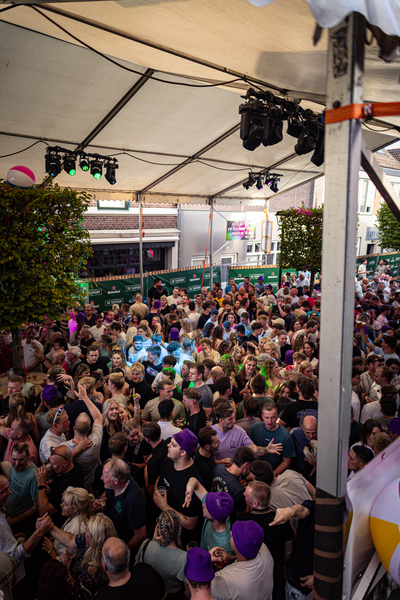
[157,510,182,548]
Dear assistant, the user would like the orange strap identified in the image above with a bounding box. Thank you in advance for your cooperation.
[325,102,400,124]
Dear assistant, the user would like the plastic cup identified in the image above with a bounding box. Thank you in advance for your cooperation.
[66,548,75,558]
[157,486,166,496]
[223,454,232,465]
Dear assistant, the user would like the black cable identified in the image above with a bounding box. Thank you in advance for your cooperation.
[363,123,396,133]
[196,159,253,172]
[0,139,49,159]
[29,5,245,89]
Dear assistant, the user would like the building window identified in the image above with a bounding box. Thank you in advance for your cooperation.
[103,250,114,266]
[358,178,375,214]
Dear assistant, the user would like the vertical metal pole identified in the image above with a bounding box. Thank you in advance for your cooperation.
[177,203,182,268]
[315,13,365,600]
[138,194,144,297]
[209,197,214,288]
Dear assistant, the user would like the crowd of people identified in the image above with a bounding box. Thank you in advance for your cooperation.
[0,265,400,600]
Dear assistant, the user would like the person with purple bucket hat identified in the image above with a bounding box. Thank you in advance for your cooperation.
[210,520,273,600]
[154,429,203,545]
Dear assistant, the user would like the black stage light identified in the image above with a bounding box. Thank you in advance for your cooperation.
[80,155,89,172]
[90,159,103,180]
[311,127,325,166]
[63,154,76,176]
[287,113,304,138]
[243,173,257,190]
[262,116,283,147]
[256,175,264,190]
[239,100,269,151]
[270,177,280,193]
[105,159,118,185]
[45,151,62,178]
[295,118,319,155]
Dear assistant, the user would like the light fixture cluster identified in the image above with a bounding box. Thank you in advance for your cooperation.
[239,88,324,166]
[243,172,281,193]
[45,147,119,185]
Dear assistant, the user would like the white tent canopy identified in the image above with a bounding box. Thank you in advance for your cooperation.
[0,0,399,203]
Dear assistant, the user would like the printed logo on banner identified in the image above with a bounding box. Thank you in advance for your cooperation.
[91,303,100,310]
[125,284,141,292]
[107,286,121,294]
[170,277,186,285]
[89,289,102,296]
[105,298,124,306]
[188,285,201,292]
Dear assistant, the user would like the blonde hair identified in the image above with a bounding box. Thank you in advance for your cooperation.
[108,372,125,391]
[130,362,145,374]
[303,440,317,464]
[78,377,96,393]
[192,330,202,347]
[80,514,117,576]
[122,419,140,435]
[46,407,66,425]
[6,393,27,427]
[180,319,193,334]
[298,361,313,375]
[62,486,94,530]
[102,398,126,431]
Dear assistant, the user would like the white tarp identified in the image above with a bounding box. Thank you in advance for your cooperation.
[248,0,400,39]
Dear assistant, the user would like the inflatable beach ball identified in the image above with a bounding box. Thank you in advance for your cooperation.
[6,165,35,188]
[370,478,400,584]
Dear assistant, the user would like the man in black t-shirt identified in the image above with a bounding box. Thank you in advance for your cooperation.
[83,345,109,376]
[194,426,219,491]
[142,345,163,386]
[35,445,84,527]
[129,364,155,409]
[96,538,166,600]
[101,458,147,552]
[238,480,293,600]
[93,432,144,495]
[154,429,203,544]
[142,423,169,497]
[148,278,166,306]
[79,325,95,357]
[212,446,256,514]
[278,376,318,430]
[182,387,207,436]
[198,303,212,330]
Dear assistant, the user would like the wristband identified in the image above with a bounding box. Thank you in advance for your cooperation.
[38,485,46,490]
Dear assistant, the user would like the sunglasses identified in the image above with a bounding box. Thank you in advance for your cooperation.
[50,447,65,459]
[52,407,64,424]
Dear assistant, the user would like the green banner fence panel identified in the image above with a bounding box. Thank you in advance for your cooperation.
[228,265,297,292]
[356,252,400,278]
[148,265,221,296]
[88,276,145,312]
[87,264,221,311]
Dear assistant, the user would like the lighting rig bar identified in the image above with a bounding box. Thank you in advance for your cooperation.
[243,171,283,193]
[45,146,119,184]
[239,88,324,166]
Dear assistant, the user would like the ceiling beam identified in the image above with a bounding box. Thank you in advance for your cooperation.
[75,68,154,152]
[139,123,241,193]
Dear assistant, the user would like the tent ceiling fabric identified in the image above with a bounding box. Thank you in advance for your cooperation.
[0,0,399,203]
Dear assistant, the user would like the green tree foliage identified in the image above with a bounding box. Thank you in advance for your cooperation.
[376,202,400,251]
[0,181,92,365]
[278,205,323,291]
